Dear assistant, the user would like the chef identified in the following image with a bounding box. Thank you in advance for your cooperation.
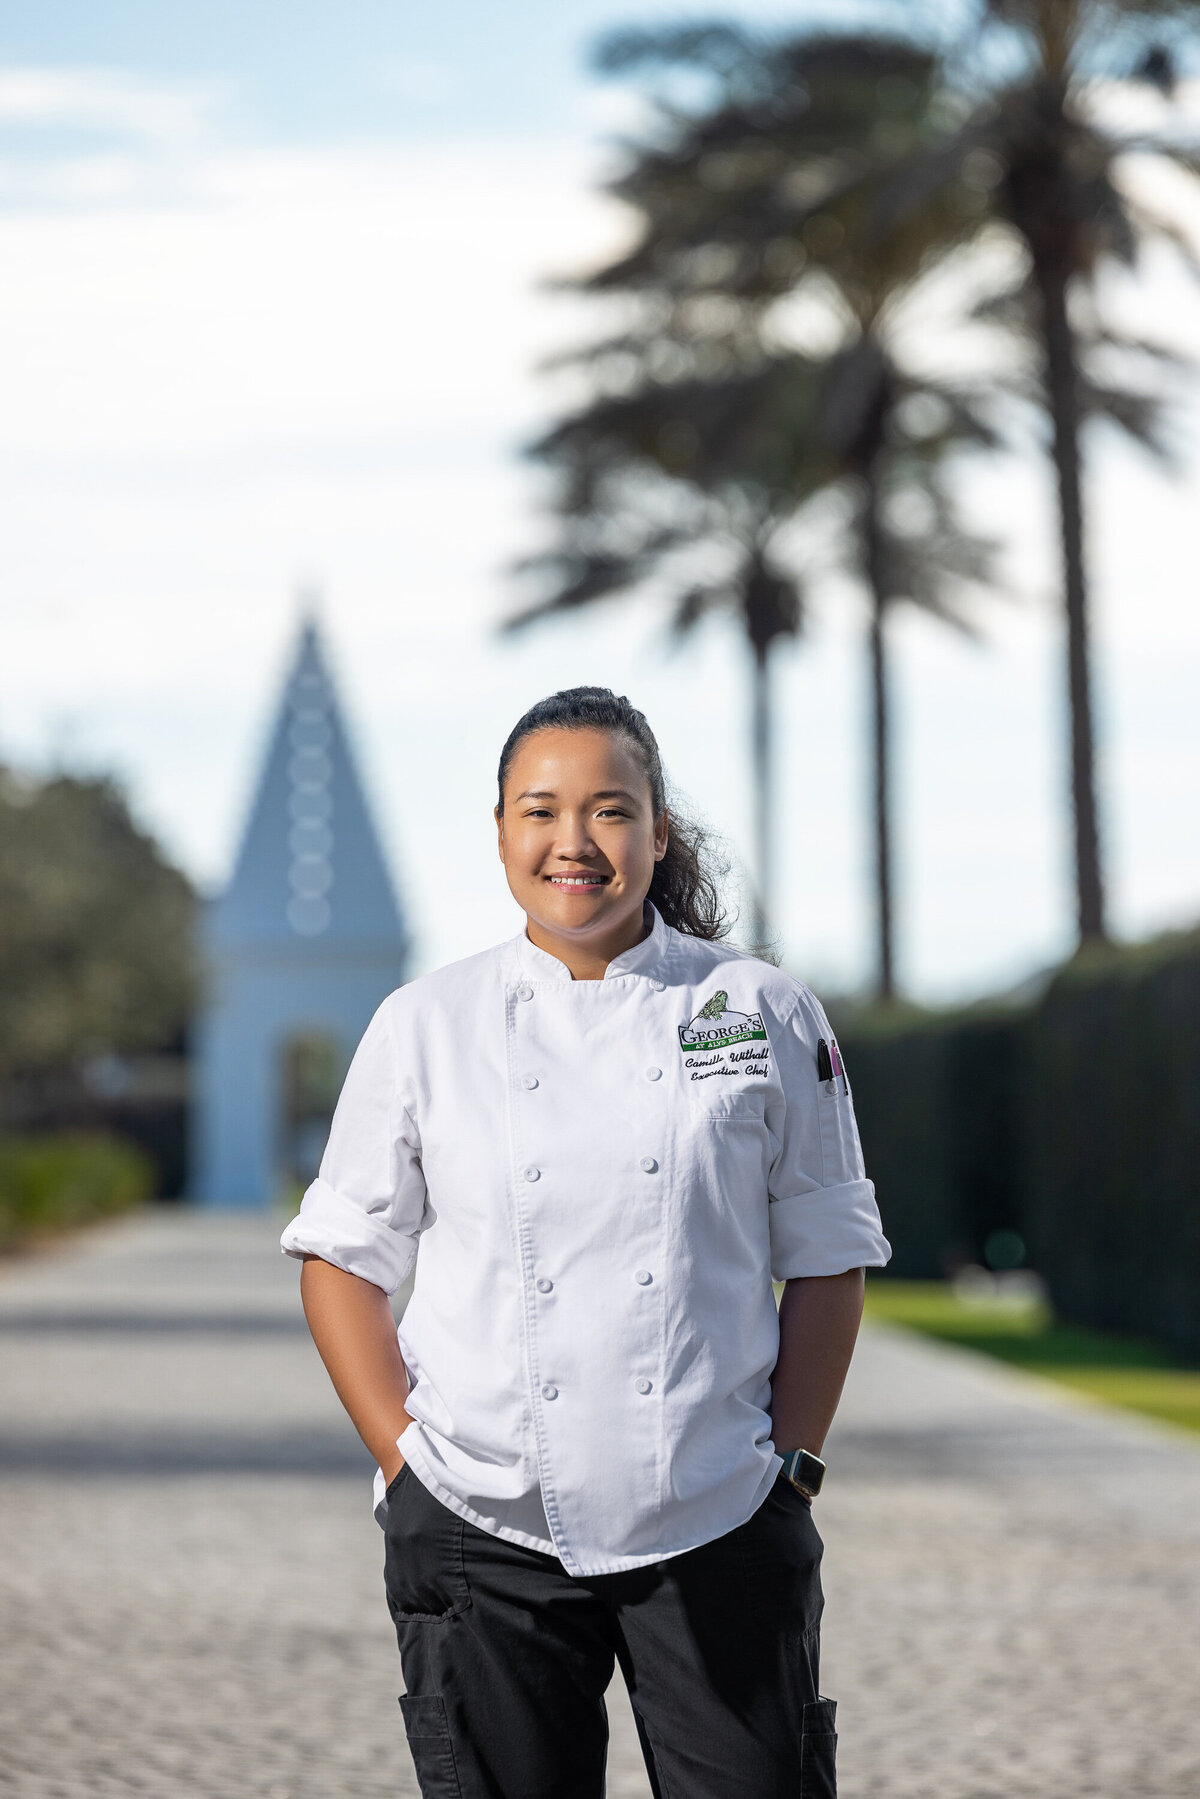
[281,684,890,1799]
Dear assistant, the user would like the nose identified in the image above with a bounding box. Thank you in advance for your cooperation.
[551,811,599,862]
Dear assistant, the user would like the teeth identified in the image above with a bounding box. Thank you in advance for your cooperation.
[550,876,605,886]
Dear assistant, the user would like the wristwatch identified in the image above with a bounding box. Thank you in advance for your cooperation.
[779,1447,826,1500]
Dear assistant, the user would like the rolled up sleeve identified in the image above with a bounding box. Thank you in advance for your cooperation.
[766,988,891,1281]
[279,995,428,1295]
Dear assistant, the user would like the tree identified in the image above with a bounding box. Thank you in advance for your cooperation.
[510,26,998,992]
[882,0,1200,943]
[0,765,196,1086]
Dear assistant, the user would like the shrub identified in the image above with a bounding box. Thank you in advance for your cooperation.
[0,1131,154,1249]
[834,926,1200,1360]
[838,1006,1024,1278]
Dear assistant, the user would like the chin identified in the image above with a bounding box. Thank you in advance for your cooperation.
[535,890,621,925]
[544,900,615,926]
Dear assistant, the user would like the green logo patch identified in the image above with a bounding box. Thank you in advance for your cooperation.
[678,989,768,1054]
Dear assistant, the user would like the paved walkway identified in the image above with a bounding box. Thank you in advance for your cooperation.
[1,1208,1198,1798]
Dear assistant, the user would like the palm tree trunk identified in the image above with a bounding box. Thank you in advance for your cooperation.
[862,465,895,1000]
[1032,251,1107,944]
[750,641,773,957]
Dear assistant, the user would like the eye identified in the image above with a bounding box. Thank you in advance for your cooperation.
[596,808,629,819]
[523,808,553,818]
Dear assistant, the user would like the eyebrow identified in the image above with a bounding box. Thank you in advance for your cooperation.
[514,788,639,804]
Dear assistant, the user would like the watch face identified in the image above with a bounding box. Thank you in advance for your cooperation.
[796,1452,825,1493]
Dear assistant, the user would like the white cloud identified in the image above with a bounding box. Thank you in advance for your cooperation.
[0,65,225,145]
[0,133,630,461]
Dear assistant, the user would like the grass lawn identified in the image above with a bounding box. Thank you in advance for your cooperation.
[862,1278,1200,1437]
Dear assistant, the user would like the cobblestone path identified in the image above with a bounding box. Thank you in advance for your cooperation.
[2,1209,1198,1797]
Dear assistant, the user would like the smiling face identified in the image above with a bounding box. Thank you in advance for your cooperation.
[495,725,668,973]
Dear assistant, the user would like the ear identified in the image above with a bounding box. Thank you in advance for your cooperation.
[653,812,669,862]
[494,804,506,864]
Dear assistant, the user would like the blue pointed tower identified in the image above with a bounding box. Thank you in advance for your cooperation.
[192,618,409,1206]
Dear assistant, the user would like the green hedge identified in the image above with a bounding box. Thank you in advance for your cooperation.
[1021,936,1200,1359]
[0,1131,154,1250]
[836,927,1200,1360]
[843,1008,1023,1280]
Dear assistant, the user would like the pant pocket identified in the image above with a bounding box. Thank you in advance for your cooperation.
[385,1477,472,1620]
[799,1696,837,1798]
[399,1694,463,1798]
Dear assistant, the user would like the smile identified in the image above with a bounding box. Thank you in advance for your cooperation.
[547,875,609,888]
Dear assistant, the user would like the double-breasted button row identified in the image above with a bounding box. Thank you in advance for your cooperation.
[519,1066,660,1088]
[535,1269,652,1288]
[540,1377,653,1399]
[514,985,660,1182]
[522,1158,656,1179]
[521,1158,658,1187]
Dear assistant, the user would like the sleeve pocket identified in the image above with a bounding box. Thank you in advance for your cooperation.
[800,1695,838,1798]
[398,1693,464,1797]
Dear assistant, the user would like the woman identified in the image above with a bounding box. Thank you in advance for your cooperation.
[281,686,890,1799]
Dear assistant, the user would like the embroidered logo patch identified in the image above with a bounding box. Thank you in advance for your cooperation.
[678,990,771,1082]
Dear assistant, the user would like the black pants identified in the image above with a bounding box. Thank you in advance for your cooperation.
[382,1462,837,1799]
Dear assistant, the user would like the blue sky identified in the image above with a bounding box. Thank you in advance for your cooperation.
[1,2,903,142]
[0,1,782,156]
[0,1,1197,1002]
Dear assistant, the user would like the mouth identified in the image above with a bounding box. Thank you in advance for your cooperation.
[545,873,611,890]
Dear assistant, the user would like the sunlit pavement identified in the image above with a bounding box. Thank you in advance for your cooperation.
[1,1210,1198,1798]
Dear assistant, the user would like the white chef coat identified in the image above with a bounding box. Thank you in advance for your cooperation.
[280,899,890,1578]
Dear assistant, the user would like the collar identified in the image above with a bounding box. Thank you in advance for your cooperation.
[513,899,670,984]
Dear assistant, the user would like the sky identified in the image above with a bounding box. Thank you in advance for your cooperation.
[1,0,1197,1004]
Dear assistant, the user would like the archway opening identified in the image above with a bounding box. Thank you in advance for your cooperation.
[278,1030,343,1204]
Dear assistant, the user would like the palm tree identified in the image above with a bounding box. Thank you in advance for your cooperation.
[875,0,1200,943]
[806,335,1000,997]
[511,26,997,994]
[983,3,1199,943]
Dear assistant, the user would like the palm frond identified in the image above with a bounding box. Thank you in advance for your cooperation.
[1119,192,1200,278]
[1079,377,1179,461]
[593,24,761,84]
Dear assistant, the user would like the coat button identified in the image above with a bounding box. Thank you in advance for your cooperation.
[516,984,534,1002]
[536,1277,553,1293]
[645,1066,662,1081]
[635,1377,653,1395]
[648,978,664,992]
[634,1269,652,1285]
[541,1383,558,1400]
[524,1165,541,1181]
[522,1074,539,1090]
[639,1155,658,1173]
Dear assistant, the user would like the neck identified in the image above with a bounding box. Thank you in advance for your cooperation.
[525,905,652,981]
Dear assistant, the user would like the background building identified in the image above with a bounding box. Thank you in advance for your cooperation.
[192,619,408,1207]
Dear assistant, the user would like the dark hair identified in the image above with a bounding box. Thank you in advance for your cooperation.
[496,686,730,942]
